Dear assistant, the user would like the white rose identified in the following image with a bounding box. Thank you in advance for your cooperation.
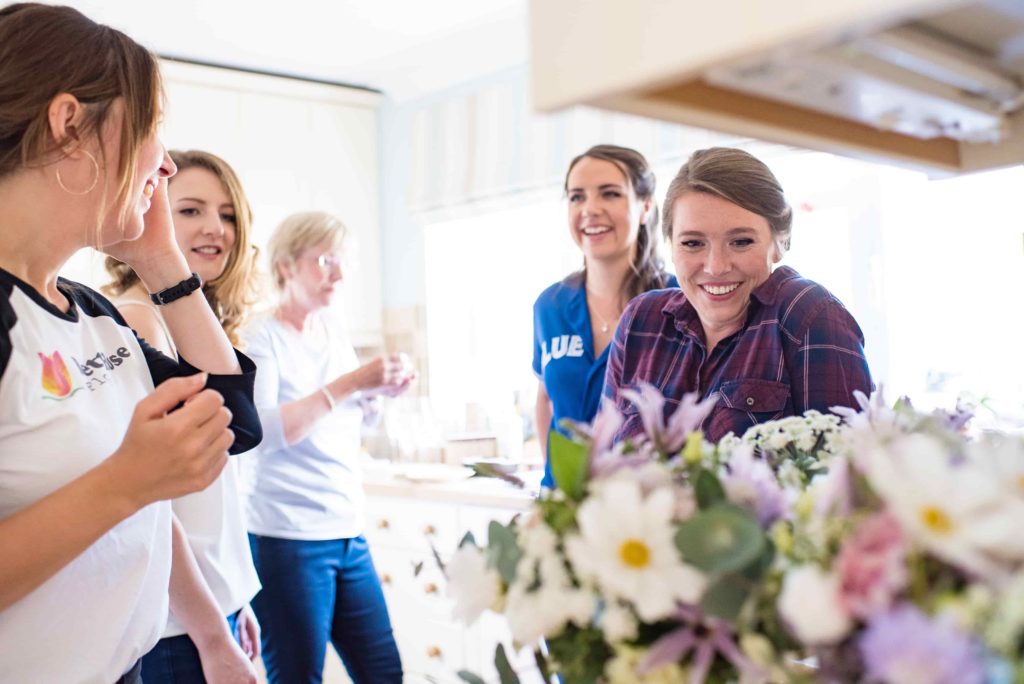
[777,565,852,645]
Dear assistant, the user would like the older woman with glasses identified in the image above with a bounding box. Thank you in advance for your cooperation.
[243,211,414,684]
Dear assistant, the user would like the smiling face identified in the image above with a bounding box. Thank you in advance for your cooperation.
[168,167,237,283]
[671,192,781,343]
[95,102,175,246]
[566,156,650,265]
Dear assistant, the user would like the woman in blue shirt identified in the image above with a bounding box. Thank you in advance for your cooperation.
[533,145,677,487]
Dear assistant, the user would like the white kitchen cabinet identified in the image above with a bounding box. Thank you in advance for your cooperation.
[530,0,1024,175]
[364,480,545,683]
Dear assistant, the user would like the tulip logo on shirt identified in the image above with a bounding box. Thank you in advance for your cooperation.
[38,346,132,400]
[38,350,81,400]
[541,334,585,369]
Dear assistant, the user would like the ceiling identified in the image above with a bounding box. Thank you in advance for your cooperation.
[58,0,528,100]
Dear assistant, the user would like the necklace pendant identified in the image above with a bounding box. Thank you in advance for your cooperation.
[601,323,609,333]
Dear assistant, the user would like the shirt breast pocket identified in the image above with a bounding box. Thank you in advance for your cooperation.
[707,379,792,440]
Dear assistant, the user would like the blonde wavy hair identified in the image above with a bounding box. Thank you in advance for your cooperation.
[104,149,260,345]
[267,211,351,292]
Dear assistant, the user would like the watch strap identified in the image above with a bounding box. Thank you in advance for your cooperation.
[150,272,202,306]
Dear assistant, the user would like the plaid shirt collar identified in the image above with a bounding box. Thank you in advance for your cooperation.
[662,265,799,339]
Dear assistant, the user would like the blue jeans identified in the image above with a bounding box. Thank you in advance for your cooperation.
[139,613,239,683]
[248,534,402,684]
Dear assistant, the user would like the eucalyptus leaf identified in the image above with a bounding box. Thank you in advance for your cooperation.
[549,431,588,500]
[695,469,726,509]
[675,504,766,575]
[487,520,523,585]
[458,531,477,548]
[699,573,751,621]
[494,643,521,684]
[457,672,487,684]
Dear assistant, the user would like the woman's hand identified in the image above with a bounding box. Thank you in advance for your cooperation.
[103,373,234,508]
[350,353,415,396]
[197,632,258,684]
[235,604,261,661]
[104,178,193,294]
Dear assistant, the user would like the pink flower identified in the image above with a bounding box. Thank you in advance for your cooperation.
[836,512,907,620]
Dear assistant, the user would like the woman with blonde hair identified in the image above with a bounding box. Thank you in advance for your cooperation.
[106,149,263,682]
[0,5,261,683]
[245,211,413,684]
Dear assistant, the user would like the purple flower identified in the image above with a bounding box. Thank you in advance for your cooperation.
[636,606,765,683]
[721,445,787,526]
[620,383,717,455]
[859,603,986,684]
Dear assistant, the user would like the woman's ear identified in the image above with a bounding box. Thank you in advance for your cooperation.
[641,196,653,226]
[275,260,291,284]
[47,93,85,151]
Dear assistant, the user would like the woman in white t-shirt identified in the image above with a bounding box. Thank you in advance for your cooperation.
[0,5,262,684]
[105,149,263,682]
[244,211,414,684]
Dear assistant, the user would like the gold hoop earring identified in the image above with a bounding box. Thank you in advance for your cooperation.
[55,150,100,196]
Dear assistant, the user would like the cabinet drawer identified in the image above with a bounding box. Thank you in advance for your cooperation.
[365,496,460,554]
[393,615,465,683]
[374,546,454,623]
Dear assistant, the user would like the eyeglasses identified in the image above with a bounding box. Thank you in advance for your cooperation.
[313,253,344,270]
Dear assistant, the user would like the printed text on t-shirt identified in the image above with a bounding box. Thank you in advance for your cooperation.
[541,334,584,369]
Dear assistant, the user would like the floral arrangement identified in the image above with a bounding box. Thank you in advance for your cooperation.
[444,385,1024,684]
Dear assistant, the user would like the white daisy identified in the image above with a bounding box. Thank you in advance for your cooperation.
[865,432,1018,580]
[565,476,707,622]
[446,544,501,624]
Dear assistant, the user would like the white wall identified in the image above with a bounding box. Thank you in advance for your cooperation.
[63,60,386,347]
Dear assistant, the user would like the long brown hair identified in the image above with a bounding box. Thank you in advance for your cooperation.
[0,3,163,233]
[662,147,793,254]
[105,150,260,345]
[564,144,671,301]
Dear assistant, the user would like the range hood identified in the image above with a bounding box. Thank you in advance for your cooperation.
[530,0,1024,175]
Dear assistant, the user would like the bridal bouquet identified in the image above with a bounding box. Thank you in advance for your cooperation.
[444,385,1024,683]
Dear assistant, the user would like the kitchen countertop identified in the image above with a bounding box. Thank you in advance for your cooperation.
[362,461,541,509]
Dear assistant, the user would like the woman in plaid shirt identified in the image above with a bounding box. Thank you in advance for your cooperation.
[604,147,873,443]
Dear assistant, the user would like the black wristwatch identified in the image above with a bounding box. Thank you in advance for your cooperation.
[150,272,202,306]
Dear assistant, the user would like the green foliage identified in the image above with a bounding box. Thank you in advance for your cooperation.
[537,496,578,535]
[456,672,487,684]
[487,521,523,585]
[546,624,612,684]
[676,504,771,621]
[549,431,589,500]
[494,643,521,684]
[676,504,766,575]
[695,468,726,509]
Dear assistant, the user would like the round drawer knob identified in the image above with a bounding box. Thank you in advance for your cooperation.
[423,524,437,536]
[424,582,439,595]
[377,518,390,530]
[426,646,442,659]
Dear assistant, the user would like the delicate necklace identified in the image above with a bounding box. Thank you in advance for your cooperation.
[586,289,623,334]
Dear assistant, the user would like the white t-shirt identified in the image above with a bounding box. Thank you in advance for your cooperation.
[0,276,170,683]
[0,272,261,682]
[113,296,260,638]
[244,315,366,540]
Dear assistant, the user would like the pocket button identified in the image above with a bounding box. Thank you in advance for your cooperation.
[746,397,755,406]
